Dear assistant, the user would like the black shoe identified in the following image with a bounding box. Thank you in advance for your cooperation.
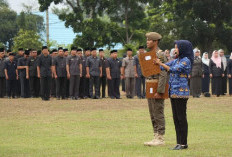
[110,96,116,99]
[95,96,100,99]
[83,96,88,99]
[171,144,188,150]
[102,96,106,98]
[116,97,121,99]
[75,97,80,100]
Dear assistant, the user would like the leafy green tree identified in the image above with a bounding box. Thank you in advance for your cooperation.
[12,29,43,52]
[0,0,18,48]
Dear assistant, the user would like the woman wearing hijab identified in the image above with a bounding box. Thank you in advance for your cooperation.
[202,52,210,93]
[155,40,193,150]
[227,53,232,96]
[189,49,203,98]
[209,50,224,97]
[219,49,227,95]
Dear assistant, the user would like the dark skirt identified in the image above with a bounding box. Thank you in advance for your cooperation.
[190,77,202,97]
[202,74,210,93]
[229,78,232,95]
[211,77,222,96]
[221,76,227,94]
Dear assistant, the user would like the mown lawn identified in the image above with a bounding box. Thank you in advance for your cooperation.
[0,95,231,157]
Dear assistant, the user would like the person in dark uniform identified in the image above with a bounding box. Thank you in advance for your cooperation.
[134,46,146,99]
[0,48,6,98]
[84,48,91,97]
[63,48,70,98]
[190,49,203,98]
[26,49,40,98]
[99,49,107,98]
[106,52,114,98]
[201,52,210,94]
[4,53,18,98]
[121,53,127,92]
[50,49,58,98]
[106,50,123,99]
[86,48,102,99]
[37,46,52,101]
[227,53,232,96]
[66,46,82,100]
[209,50,224,97]
[17,50,30,98]
[52,47,67,100]
[14,48,24,97]
[219,49,227,95]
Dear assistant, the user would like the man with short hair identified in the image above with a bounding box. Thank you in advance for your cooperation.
[0,48,6,97]
[134,46,146,99]
[37,46,53,101]
[106,50,123,99]
[4,53,18,98]
[17,50,30,98]
[86,48,102,99]
[66,47,82,100]
[122,48,135,98]
[26,49,40,98]
[99,49,107,98]
[53,47,67,100]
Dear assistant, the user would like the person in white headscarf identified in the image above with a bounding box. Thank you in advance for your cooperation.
[201,52,210,94]
[190,48,203,98]
[227,52,232,96]
[219,49,227,95]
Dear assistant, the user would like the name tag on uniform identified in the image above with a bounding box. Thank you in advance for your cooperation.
[145,56,151,61]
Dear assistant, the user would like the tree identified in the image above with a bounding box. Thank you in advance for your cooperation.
[38,0,150,48]
[12,29,43,52]
[0,0,18,48]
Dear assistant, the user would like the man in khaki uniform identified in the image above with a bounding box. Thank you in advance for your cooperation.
[144,32,168,146]
[122,48,135,98]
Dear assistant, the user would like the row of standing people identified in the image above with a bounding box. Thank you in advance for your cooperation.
[0,46,147,100]
[189,49,232,97]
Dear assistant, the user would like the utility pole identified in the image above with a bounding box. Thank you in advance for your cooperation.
[46,9,49,45]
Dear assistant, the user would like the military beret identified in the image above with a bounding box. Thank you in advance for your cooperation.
[139,46,144,49]
[77,48,82,51]
[51,49,57,53]
[18,48,24,51]
[146,32,162,41]
[99,49,104,52]
[110,50,117,54]
[63,48,68,52]
[127,48,133,51]
[0,48,5,52]
[42,46,48,50]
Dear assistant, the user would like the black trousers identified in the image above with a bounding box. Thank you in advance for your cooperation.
[79,76,88,98]
[84,78,90,97]
[6,79,16,97]
[110,78,120,98]
[20,75,30,98]
[56,77,67,98]
[100,75,106,98]
[29,76,40,97]
[229,78,232,95]
[16,79,21,97]
[121,79,125,92]
[89,76,100,97]
[40,77,51,100]
[212,77,222,96]
[170,98,188,145]
[135,76,146,98]
[107,79,112,97]
[0,77,6,97]
[69,75,80,98]
[66,79,69,98]
[51,78,56,97]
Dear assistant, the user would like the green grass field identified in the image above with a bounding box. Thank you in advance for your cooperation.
[0,95,232,157]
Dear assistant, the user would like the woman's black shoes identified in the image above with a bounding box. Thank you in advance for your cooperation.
[171,144,188,150]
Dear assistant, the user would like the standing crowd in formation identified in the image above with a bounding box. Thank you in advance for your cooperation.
[0,45,232,101]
